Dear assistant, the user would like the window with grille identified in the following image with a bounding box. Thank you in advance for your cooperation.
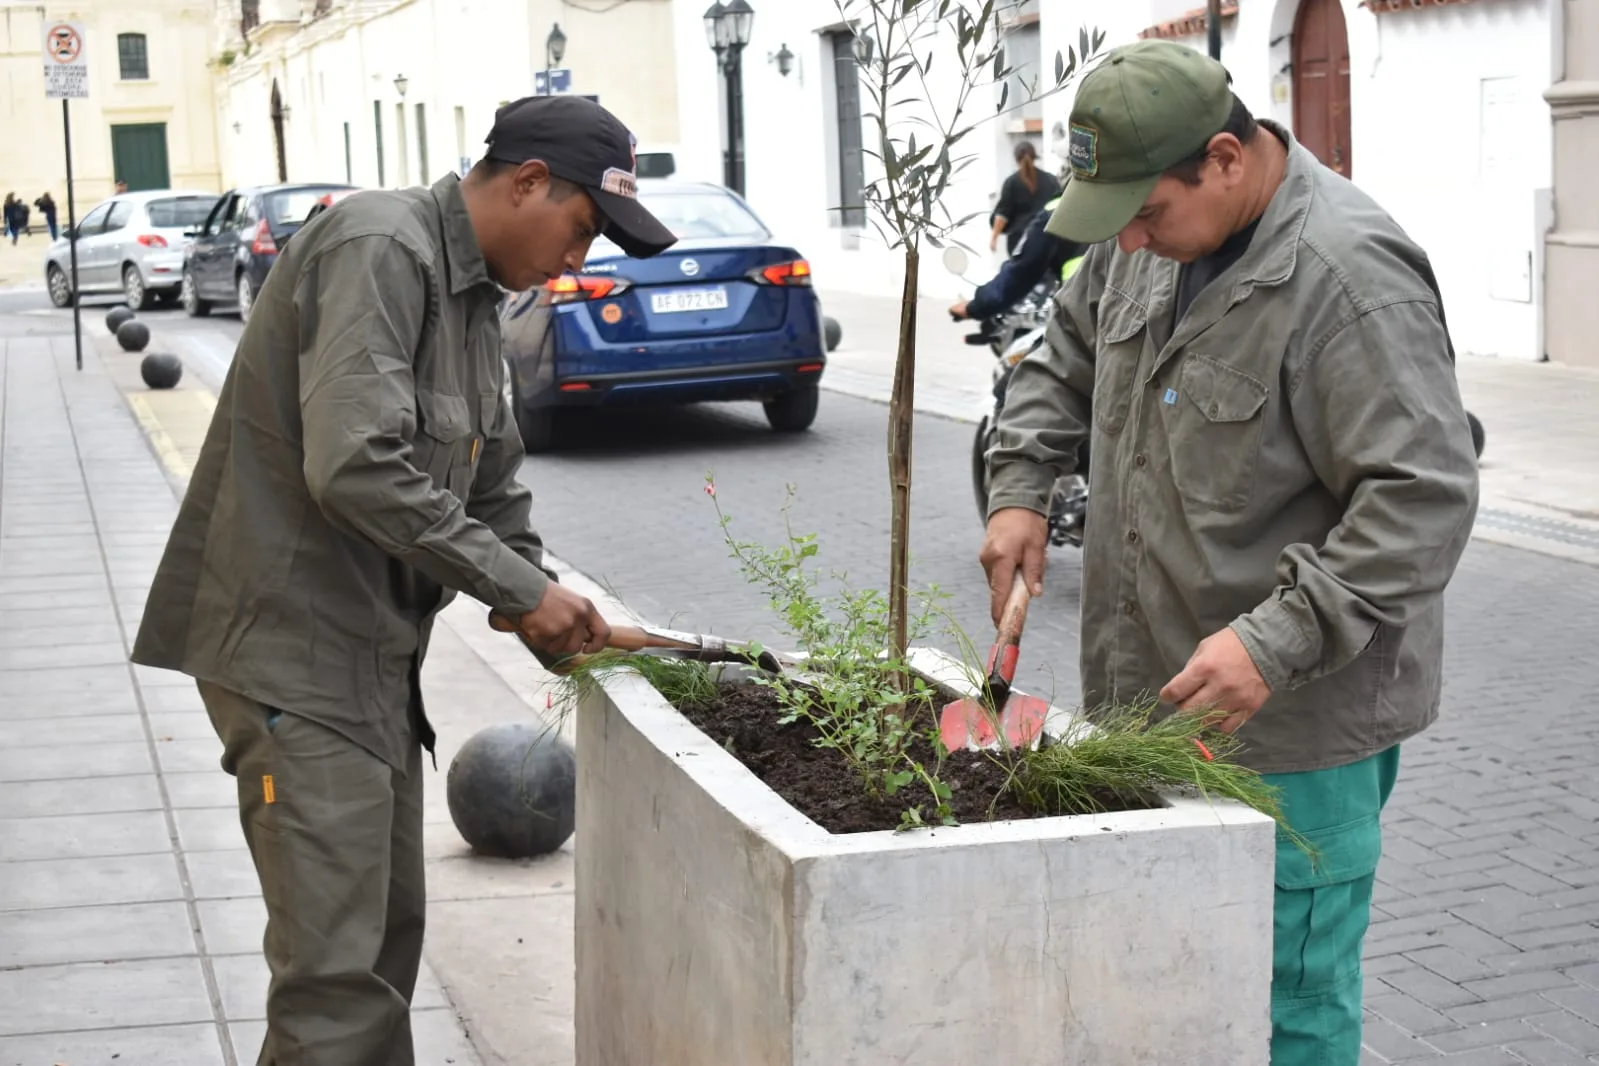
[118,34,149,81]
[241,0,260,34]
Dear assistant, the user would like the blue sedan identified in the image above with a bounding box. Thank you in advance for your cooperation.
[499,180,826,452]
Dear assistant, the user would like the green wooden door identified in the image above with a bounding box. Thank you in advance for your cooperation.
[110,123,170,191]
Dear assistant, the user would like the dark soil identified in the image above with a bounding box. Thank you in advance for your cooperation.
[676,680,1154,834]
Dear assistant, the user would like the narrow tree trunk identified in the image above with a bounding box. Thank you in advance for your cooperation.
[888,247,919,687]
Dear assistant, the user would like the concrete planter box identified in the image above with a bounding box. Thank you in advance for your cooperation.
[575,648,1276,1066]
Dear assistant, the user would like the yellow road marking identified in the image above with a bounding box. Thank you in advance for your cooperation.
[128,392,194,482]
[127,386,219,484]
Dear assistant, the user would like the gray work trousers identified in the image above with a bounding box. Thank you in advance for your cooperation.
[198,681,426,1066]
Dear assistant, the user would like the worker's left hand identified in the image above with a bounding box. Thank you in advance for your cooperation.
[1159,627,1272,733]
[949,300,969,321]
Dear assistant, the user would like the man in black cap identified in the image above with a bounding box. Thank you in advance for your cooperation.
[131,94,676,1065]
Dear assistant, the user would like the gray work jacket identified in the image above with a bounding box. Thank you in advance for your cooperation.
[132,175,553,769]
[987,126,1480,774]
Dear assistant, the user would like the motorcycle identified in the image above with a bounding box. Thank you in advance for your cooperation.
[944,246,1087,549]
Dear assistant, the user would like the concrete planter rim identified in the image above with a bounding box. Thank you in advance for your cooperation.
[589,644,1275,859]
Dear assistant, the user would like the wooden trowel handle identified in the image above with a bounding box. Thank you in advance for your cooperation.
[986,571,1033,682]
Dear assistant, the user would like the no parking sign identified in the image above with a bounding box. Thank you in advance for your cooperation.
[43,20,88,99]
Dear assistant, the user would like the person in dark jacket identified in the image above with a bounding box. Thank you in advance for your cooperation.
[988,142,1061,254]
[951,192,1089,322]
[34,192,58,239]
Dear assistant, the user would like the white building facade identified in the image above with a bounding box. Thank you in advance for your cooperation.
[1044,0,1557,366]
[0,0,223,206]
[211,0,682,196]
[688,0,1575,364]
[667,0,1023,302]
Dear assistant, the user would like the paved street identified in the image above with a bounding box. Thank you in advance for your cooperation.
[1,281,1599,1065]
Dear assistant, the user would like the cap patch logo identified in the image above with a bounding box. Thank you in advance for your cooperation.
[1068,123,1099,178]
[600,167,637,199]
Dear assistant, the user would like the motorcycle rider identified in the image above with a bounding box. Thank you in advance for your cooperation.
[951,177,1091,322]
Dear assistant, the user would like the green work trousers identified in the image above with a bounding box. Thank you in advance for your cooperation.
[199,681,426,1066]
[1263,744,1401,1066]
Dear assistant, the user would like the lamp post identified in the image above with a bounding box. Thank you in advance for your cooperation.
[1206,0,1222,60]
[703,0,754,197]
[546,22,566,96]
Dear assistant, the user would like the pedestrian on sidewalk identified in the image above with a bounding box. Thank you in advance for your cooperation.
[979,41,1479,1065]
[34,191,58,239]
[988,141,1061,255]
[3,194,21,243]
[132,94,677,1066]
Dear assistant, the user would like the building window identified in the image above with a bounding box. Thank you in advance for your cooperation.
[314,0,333,14]
[829,32,866,228]
[373,102,386,187]
[415,103,429,183]
[118,34,149,81]
[241,0,260,35]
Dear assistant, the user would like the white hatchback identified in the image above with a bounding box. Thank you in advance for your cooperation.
[44,189,221,310]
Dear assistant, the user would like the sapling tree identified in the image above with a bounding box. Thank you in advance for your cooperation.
[835,0,1104,687]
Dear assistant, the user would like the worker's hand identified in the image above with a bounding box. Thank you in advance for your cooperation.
[949,300,970,321]
[518,583,612,657]
[979,508,1048,626]
[989,233,1001,253]
[1159,628,1272,733]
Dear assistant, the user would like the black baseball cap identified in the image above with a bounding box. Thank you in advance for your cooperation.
[482,94,677,258]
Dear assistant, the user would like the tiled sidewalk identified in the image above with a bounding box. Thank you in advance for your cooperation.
[0,335,478,1064]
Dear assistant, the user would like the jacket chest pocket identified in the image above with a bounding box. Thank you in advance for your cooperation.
[1092,299,1149,436]
[1163,354,1269,512]
[415,388,476,500]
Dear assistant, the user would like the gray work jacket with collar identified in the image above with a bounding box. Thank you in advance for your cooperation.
[132,174,554,770]
[987,124,1480,774]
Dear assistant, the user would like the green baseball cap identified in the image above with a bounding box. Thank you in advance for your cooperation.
[1045,40,1234,244]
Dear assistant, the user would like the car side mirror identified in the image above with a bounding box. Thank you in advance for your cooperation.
[182,228,199,238]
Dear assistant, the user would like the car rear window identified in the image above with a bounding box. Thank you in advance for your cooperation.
[591,187,769,255]
[265,187,353,226]
[146,196,220,228]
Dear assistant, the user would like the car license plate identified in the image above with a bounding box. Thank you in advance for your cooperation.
[651,288,729,314]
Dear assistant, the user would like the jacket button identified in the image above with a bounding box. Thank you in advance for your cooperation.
[1134,454,1147,467]
[1126,529,1138,543]
[1124,602,1137,616]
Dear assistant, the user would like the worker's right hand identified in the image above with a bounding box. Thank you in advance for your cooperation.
[518,583,612,657]
[979,508,1049,626]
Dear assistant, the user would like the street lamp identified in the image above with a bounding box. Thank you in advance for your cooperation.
[703,0,754,196]
[393,73,408,98]
[545,23,566,95]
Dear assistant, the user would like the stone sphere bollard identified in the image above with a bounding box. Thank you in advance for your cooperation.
[105,306,135,333]
[446,722,576,859]
[140,352,183,390]
[115,318,151,352]
[824,315,842,352]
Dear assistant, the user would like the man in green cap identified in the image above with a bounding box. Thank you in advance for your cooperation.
[978,39,1479,1064]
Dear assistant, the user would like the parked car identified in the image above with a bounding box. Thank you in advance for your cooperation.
[43,189,221,310]
[500,179,825,452]
[180,181,356,324]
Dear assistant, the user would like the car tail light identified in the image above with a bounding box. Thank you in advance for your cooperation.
[545,274,631,305]
[750,259,812,287]
[251,219,278,255]
[136,234,168,249]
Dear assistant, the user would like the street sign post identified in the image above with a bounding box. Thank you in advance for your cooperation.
[44,20,87,371]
